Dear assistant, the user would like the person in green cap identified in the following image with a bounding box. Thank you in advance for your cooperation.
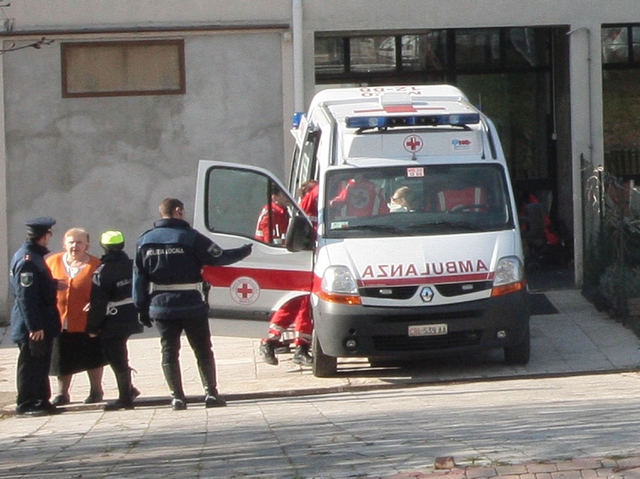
[86,230,143,411]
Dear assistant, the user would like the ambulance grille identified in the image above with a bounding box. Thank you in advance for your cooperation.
[360,286,417,299]
[435,281,492,297]
[372,330,482,351]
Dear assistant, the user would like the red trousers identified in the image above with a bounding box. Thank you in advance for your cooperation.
[266,295,313,346]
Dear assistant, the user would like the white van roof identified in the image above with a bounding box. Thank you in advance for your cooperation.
[306,85,495,164]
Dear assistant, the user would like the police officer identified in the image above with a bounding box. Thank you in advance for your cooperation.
[9,217,62,417]
[87,231,143,411]
[133,198,252,410]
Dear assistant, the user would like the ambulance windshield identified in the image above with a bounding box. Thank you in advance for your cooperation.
[324,164,514,238]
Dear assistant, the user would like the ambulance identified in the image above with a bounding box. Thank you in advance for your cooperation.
[194,84,530,377]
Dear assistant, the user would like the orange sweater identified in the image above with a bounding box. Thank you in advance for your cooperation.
[46,252,101,333]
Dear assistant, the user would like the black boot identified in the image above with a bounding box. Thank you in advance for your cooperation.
[162,363,187,410]
[292,344,313,366]
[199,358,226,408]
[258,340,278,366]
[104,370,134,411]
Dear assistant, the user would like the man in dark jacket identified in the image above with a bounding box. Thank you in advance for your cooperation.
[9,217,62,417]
[87,230,143,411]
[133,198,252,410]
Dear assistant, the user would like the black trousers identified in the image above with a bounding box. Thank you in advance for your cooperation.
[16,338,53,409]
[155,315,216,373]
[101,336,131,374]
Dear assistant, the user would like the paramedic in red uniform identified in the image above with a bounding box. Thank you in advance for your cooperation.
[329,174,389,217]
[255,184,290,244]
[258,180,318,367]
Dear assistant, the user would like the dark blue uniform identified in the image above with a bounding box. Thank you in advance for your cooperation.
[10,240,61,412]
[133,217,251,406]
[88,249,143,409]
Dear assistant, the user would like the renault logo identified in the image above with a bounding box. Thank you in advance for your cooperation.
[420,286,434,302]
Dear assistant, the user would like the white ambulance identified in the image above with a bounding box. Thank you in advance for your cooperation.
[194,84,530,377]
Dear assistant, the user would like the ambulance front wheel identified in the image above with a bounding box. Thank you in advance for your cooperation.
[312,331,338,377]
[503,323,531,365]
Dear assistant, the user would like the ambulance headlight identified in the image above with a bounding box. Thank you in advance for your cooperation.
[322,266,358,294]
[493,256,524,286]
[491,256,526,297]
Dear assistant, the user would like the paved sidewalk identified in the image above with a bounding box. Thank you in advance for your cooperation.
[1,288,640,478]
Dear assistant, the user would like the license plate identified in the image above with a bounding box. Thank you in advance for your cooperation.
[408,323,448,337]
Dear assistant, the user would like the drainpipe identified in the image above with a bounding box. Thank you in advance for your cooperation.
[292,0,304,112]
[567,26,591,288]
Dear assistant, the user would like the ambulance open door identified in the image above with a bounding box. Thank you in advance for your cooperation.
[193,160,313,321]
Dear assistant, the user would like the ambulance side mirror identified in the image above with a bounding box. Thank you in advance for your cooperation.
[286,215,315,252]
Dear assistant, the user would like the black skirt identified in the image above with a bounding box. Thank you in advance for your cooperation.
[49,331,108,376]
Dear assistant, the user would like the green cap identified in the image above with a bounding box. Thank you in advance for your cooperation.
[100,230,125,246]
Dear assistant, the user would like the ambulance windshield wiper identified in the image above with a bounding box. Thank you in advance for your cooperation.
[427,221,483,231]
[343,224,403,234]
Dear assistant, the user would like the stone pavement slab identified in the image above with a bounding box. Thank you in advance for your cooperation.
[0,289,639,414]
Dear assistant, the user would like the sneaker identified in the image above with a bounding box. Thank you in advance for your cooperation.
[292,345,313,366]
[171,397,187,411]
[51,394,70,406]
[205,394,227,408]
[258,341,278,366]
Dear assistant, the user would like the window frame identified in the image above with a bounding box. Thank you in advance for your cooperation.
[61,39,186,98]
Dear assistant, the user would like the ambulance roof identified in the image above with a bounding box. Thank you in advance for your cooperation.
[310,85,482,133]
[307,85,496,164]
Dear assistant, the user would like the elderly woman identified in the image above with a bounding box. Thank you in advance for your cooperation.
[46,227,105,406]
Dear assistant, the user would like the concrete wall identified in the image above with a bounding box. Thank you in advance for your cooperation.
[1,0,640,316]
[0,29,289,317]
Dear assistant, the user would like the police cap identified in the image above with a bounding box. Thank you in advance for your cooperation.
[25,216,56,236]
[100,230,125,246]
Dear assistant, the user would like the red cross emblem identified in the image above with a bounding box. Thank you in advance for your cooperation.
[230,276,260,305]
[404,135,423,153]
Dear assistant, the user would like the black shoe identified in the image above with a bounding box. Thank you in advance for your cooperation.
[38,401,63,415]
[104,399,134,411]
[171,397,187,411]
[259,342,278,366]
[51,394,70,406]
[292,345,313,366]
[84,392,104,404]
[16,407,49,418]
[205,393,227,408]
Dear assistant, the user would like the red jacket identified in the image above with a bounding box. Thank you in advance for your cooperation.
[255,202,290,244]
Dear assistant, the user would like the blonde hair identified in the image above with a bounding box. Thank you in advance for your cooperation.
[64,227,90,244]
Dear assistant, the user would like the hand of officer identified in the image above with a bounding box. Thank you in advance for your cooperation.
[138,312,153,328]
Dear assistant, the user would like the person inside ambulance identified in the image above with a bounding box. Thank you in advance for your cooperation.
[329,173,390,218]
[388,186,414,213]
[255,184,290,245]
[435,185,489,213]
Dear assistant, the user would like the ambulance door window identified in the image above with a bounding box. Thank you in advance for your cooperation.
[205,167,270,239]
[293,128,320,200]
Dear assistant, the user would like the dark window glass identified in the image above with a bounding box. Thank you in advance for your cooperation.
[315,37,345,75]
[602,27,629,64]
[456,29,500,67]
[351,36,396,72]
[401,33,447,72]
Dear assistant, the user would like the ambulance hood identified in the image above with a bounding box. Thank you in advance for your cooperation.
[318,230,517,287]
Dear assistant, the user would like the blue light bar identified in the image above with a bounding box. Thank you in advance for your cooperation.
[292,112,305,128]
[345,113,480,129]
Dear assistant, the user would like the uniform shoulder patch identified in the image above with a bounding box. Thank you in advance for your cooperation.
[20,272,34,287]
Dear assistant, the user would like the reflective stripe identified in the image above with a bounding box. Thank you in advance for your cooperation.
[149,282,203,293]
